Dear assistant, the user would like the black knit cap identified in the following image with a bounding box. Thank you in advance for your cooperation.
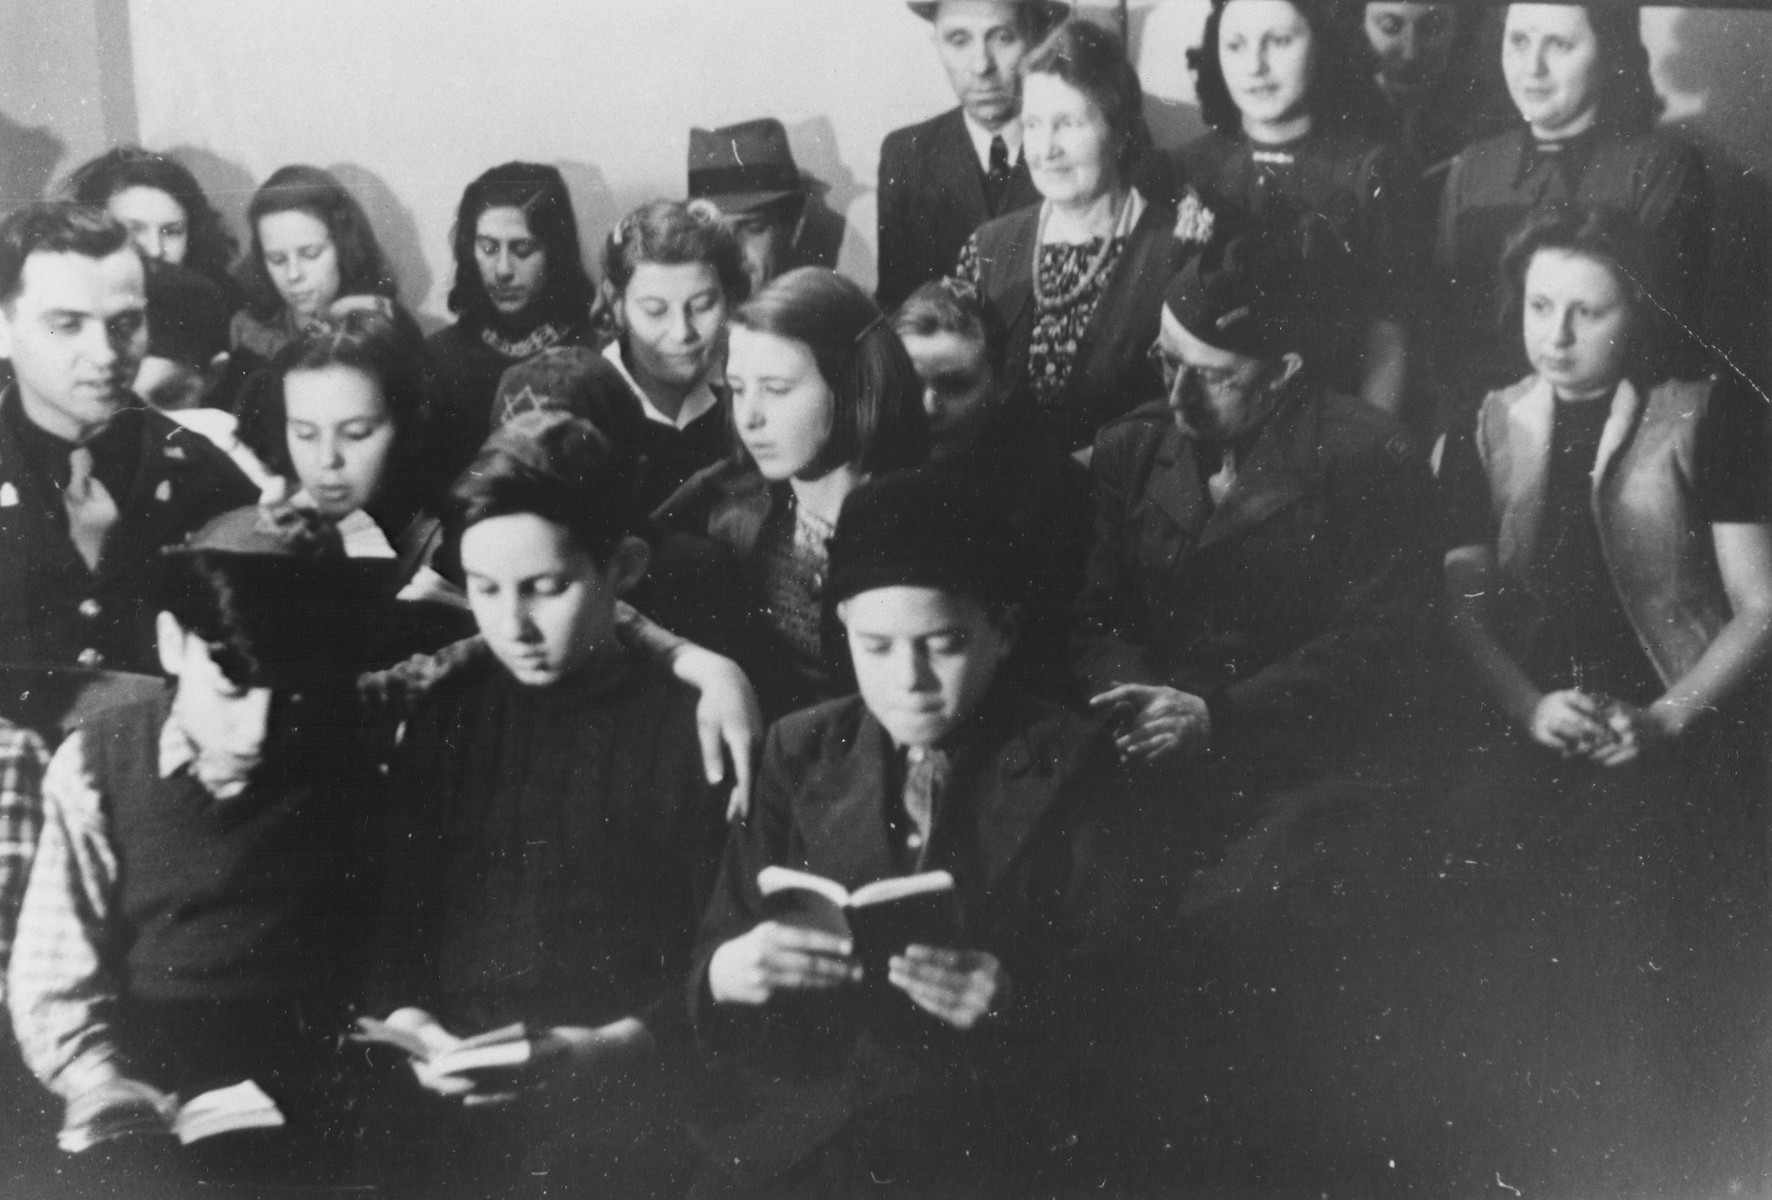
[1163,230,1311,361]
[825,463,1019,610]
[144,259,232,368]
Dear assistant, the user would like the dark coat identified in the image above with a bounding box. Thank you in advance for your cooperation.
[685,687,1131,1195]
[971,197,1179,454]
[1071,389,1437,782]
[0,389,256,674]
[876,108,1041,312]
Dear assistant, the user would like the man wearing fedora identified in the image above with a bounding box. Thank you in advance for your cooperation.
[875,0,1066,311]
[688,118,812,296]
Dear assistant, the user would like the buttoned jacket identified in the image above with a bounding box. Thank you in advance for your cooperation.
[0,389,256,673]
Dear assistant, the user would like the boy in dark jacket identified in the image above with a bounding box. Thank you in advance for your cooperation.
[689,464,1131,1198]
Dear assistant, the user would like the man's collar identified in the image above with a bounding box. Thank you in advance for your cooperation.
[158,711,253,802]
[962,110,1023,172]
[601,341,718,430]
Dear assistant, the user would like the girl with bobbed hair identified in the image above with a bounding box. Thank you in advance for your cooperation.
[239,309,458,609]
[655,265,929,718]
[229,165,419,371]
[1175,0,1419,419]
[1435,205,1771,1192]
[62,145,239,290]
[427,162,598,455]
[958,18,1181,455]
[1435,3,1710,421]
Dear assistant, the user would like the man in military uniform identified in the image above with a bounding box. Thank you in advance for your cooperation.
[0,202,255,675]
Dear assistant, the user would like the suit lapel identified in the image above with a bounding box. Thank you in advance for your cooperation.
[95,409,209,581]
[795,712,902,889]
[1147,430,1210,540]
[0,389,94,575]
[936,110,992,226]
[965,700,1061,889]
[1198,395,1315,552]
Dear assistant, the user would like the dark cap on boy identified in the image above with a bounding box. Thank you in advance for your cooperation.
[825,463,1019,610]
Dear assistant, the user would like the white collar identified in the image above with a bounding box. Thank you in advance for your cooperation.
[962,111,1023,174]
[601,341,719,430]
[159,711,252,801]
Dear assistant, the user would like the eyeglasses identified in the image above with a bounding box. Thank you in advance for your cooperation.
[1146,345,1249,392]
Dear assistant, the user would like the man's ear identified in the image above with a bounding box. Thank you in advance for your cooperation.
[155,611,186,678]
[1273,352,1305,390]
[608,535,651,596]
[0,299,14,361]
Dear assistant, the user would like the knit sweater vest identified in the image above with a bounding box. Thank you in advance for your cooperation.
[88,695,378,1001]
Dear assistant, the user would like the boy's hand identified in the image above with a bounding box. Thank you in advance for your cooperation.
[889,946,1009,1030]
[707,922,861,1005]
[1089,683,1210,763]
[64,1075,177,1133]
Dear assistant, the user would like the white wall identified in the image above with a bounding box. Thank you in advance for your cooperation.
[27,0,1764,335]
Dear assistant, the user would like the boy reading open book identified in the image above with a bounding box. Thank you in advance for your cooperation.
[689,463,1132,1197]
[363,413,728,1199]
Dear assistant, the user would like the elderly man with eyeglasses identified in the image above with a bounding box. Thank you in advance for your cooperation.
[1073,233,1437,787]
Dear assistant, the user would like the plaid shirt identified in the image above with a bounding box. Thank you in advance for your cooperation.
[5,714,257,1100]
[0,718,48,1005]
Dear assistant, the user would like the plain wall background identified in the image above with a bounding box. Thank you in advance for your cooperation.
[2,1,1770,331]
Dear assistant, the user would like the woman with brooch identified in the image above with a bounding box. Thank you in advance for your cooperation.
[957,19,1197,459]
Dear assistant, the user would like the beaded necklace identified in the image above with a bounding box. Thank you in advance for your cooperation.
[1030,192,1134,315]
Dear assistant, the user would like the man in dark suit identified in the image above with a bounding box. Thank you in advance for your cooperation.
[875,0,1067,311]
[0,203,255,674]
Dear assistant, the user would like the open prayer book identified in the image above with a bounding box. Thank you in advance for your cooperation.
[758,866,960,982]
[350,1009,532,1076]
[58,1078,285,1152]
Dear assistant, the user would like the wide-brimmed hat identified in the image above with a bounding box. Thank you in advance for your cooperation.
[906,0,1070,26]
[688,119,806,215]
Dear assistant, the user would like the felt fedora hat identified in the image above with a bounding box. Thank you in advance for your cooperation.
[906,0,1070,25]
[687,118,805,215]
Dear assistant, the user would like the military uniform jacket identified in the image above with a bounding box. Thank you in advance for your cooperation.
[876,108,1041,311]
[0,389,256,673]
[1071,390,1437,775]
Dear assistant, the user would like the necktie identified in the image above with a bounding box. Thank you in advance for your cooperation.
[64,445,118,572]
[1208,447,1238,508]
[986,135,1014,213]
[902,746,950,864]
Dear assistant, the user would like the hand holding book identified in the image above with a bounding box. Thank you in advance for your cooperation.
[887,945,1010,1030]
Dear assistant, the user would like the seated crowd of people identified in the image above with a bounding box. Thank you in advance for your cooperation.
[0,2,1767,1197]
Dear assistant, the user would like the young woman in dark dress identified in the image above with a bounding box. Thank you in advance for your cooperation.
[1434,207,1771,1196]
[426,162,598,462]
[1178,0,1419,420]
[654,267,929,721]
[1434,3,1710,420]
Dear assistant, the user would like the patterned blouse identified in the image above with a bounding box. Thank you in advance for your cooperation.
[749,496,842,714]
[956,215,1130,413]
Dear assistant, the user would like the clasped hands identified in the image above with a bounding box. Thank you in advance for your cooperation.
[707,923,1008,1031]
[1529,689,1678,766]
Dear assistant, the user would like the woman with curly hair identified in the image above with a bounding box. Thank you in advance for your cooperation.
[1434,3,1710,420]
[62,146,239,292]
[426,162,598,456]
[1176,0,1420,420]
